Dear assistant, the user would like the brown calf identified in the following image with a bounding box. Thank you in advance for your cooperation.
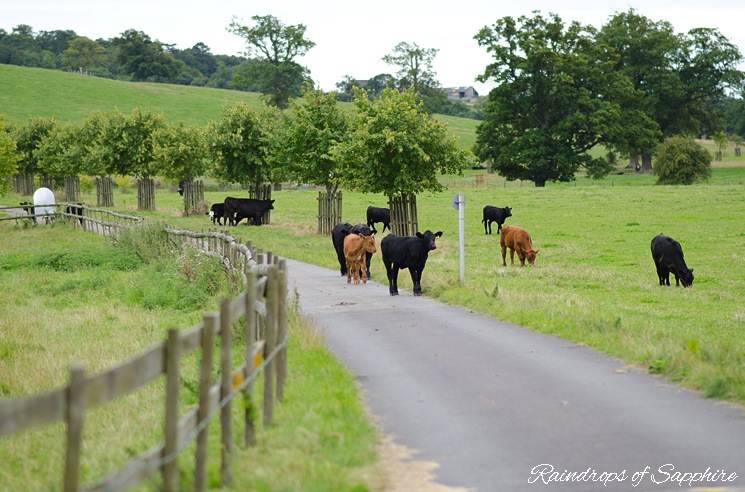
[343,233,377,284]
[500,225,539,266]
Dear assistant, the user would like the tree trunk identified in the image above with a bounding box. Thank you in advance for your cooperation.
[64,176,81,202]
[95,176,114,207]
[628,154,640,171]
[641,154,653,172]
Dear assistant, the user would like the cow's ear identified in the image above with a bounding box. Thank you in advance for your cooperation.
[690,268,694,273]
[416,232,424,239]
[435,231,443,238]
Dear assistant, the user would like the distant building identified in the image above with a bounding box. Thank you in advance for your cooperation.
[444,86,479,100]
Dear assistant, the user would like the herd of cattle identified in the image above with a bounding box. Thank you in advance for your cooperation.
[203,197,695,295]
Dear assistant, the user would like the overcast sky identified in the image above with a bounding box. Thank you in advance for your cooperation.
[2,1,744,95]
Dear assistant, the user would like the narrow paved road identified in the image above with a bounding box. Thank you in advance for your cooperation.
[286,259,745,492]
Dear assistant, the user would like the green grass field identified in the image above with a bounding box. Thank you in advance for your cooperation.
[2,64,745,489]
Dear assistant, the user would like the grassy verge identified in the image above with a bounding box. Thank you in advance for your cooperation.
[0,222,381,491]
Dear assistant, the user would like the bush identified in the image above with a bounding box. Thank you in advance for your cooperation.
[653,136,712,185]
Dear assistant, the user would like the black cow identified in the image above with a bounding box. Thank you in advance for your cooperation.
[19,201,34,216]
[332,222,374,278]
[224,197,275,226]
[207,202,226,225]
[177,178,187,196]
[366,206,390,233]
[651,233,694,287]
[65,203,84,225]
[482,205,512,234]
[381,230,443,296]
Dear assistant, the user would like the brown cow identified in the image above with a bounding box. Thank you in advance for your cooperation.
[500,225,539,266]
[343,233,377,284]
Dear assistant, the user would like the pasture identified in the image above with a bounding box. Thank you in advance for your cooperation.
[135,167,744,404]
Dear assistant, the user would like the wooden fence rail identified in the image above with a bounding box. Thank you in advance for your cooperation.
[0,217,288,492]
[0,203,145,235]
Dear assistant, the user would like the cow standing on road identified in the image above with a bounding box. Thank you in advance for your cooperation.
[381,230,443,296]
[332,222,375,278]
[651,233,694,287]
[482,205,512,234]
[343,233,377,285]
[366,206,390,234]
[224,197,274,226]
[500,225,539,266]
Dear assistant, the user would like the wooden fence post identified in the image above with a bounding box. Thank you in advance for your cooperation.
[163,328,181,492]
[263,266,278,427]
[277,260,288,403]
[244,270,258,447]
[219,298,233,485]
[64,364,85,492]
[194,315,216,492]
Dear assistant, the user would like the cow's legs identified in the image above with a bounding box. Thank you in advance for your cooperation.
[510,248,516,265]
[385,264,399,296]
[364,252,372,279]
[410,269,423,296]
[501,245,507,266]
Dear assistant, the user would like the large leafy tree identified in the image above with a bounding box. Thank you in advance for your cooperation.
[228,15,315,109]
[207,102,273,189]
[96,107,166,179]
[473,12,653,186]
[599,10,743,170]
[0,116,18,196]
[112,29,181,81]
[154,122,208,182]
[34,122,86,179]
[336,87,470,199]
[383,42,440,93]
[274,86,350,193]
[61,36,107,72]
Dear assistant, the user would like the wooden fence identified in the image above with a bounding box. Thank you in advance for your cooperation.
[0,216,288,492]
[317,191,342,235]
[0,203,144,235]
[388,193,418,236]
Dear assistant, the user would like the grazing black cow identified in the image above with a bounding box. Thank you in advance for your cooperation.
[207,202,226,225]
[331,222,375,278]
[224,197,275,226]
[65,203,84,225]
[366,206,390,233]
[482,205,512,234]
[19,201,34,216]
[381,230,443,296]
[177,178,187,196]
[651,233,694,287]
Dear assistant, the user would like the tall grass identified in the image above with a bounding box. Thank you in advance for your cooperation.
[0,222,381,490]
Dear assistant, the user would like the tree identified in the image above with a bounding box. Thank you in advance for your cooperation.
[207,102,272,189]
[0,115,18,196]
[336,87,470,199]
[62,36,107,72]
[383,42,439,94]
[154,122,208,182]
[112,29,181,81]
[711,131,728,160]
[599,10,744,170]
[275,86,350,193]
[473,12,652,186]
[11,115,58,193]
[653,136,711,185]
[228,15,315,109]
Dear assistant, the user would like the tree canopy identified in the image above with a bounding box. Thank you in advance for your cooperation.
[273,86,350,193]
[228,15,315,109]
[474,12,663,186]
[335,87,470,198]
[0,116,18,196]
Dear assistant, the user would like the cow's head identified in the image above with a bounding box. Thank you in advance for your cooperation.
[417,230,443,250]
[266,199,275,210]
[526,249,539,266]
[504,207,512,217]
[362,233,377,254]
[679,268,694,287]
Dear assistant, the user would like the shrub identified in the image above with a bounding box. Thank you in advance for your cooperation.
[109,221,177,263]
[115,175,133,193]
[653,136,712,185]
[80,175,95,194]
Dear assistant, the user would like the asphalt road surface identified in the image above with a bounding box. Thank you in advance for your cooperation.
[285,258,745,492]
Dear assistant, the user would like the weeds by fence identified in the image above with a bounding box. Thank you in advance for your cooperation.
[0,213,288,492]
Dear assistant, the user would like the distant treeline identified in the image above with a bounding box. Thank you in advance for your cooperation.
[0,24,269,92]
[0,24,484,120]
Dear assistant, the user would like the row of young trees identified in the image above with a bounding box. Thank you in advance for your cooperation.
[1,86,471,219]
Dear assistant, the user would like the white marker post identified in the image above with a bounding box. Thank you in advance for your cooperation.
[451,193,466,284]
